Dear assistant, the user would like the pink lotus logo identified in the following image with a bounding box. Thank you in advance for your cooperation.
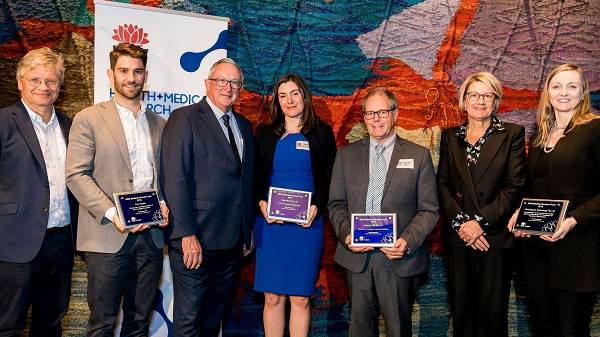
[112,24,149,46]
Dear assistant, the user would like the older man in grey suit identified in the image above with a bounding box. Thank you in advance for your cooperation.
[66,43,168,337]
[328,88,438,337]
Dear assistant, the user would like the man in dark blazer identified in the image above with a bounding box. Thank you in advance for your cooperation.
[65,43,168,337]
[328,88,438,337]
[160,58,255,337]
[0,47,77,337]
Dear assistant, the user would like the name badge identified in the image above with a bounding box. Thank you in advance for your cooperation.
[296,140,310,151]
[396,159,414,169]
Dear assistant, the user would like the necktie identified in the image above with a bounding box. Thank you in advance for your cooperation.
[365,144,386,213]
[222,114,242,166]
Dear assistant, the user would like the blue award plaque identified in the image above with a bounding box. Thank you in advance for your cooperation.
[514,198,569,235]
[267,187,312,224]
[113,189,163,228]
[351,213,397,247]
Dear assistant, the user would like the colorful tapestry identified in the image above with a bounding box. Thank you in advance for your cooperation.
[2,1,599,336]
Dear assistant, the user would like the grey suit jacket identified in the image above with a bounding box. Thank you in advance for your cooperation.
[328,135,439,276]
[66,99,166,253]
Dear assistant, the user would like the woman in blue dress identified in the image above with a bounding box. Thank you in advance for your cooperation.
[254,73,336,337]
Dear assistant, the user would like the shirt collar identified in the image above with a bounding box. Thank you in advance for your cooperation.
[22,99,56,126]
[455,115,504,139]
[369,133,396,150]
[206,96,232,121]
[113,98,146,119]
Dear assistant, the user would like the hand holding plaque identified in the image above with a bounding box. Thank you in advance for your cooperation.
[113,189,164,229]
[514,198,569,235]
[267,187,312,224]
[351,213,397,247]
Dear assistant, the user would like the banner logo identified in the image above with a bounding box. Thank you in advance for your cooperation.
[180,30,228,72]
[112,24,150,46]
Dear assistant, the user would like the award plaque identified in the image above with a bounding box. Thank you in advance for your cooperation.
[514,198,569,235]
[267,187,312,224]
[351,213,397,247]
[113,189,163,228]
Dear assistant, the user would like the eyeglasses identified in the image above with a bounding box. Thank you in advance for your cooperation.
[466,92,495,102]
[363,108,395,120]
[208,78,243,89]
[24,78,61,89]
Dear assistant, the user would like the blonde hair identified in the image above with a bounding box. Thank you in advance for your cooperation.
[458,71,503,113]
[16,47,64,82]
[533,64,597,147]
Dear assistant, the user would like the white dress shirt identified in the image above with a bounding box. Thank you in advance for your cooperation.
[23,100,70,229]
[105,100,155,221]
[206,97,244,161]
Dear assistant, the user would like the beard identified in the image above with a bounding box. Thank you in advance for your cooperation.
[114,81,143,100]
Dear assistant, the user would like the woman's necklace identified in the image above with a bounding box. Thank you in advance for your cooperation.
[543,121,568,153]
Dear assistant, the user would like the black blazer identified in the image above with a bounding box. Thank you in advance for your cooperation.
[437,121,527,249]
[0,101,78,263]
[160,97,255,250]
[525,118,600,292]
[254,119,337,218]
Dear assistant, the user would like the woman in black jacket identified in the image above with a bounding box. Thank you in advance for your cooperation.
[253,73,336,337]
[438,71,527,337]
[509,64,600,337]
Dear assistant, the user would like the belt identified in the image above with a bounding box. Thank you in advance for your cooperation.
[46,224,71,233]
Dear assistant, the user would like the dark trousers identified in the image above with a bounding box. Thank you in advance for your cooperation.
[0,227,73,337]
[521,241,597,337]
[85,231,163,337]
[169,239,241,337]
[346,251,419,337]
[445,246,513,337]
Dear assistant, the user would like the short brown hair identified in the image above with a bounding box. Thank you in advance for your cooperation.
[361,87,398,113]
[109,43,148,70]
[16,47,64,82]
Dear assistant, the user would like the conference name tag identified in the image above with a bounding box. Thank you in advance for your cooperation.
[396,158,414,169]
[296,140,310,151]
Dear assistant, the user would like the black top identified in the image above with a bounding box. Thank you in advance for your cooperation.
[437,121,527,249]
[525,118,600,292]
[253,119,337,218]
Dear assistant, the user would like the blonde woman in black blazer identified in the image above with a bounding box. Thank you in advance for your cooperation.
[438,72,527,337]
[509,64,600,337]
[253,73,336,337]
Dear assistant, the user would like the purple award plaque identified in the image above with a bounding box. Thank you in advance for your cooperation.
[351,213,396,247]
[267,187,312,224]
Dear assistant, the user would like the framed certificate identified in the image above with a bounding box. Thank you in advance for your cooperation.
[113,189,163,228]
[514,198,569,235]
[351,213,397,247]
[267,187,312,224]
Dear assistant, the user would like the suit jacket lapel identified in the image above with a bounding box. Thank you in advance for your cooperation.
[449,132,480,209]
[471,129,507,185]
[198,99,239,167]
[357,139,370,213]
[146,111,161,188]
[146,111,161,164]
[12,101,47,178]
[98,100,132,172]
[235,111,253,174]
[56,110,71,145]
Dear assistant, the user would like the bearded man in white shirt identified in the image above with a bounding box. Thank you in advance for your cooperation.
[65,43,169,337]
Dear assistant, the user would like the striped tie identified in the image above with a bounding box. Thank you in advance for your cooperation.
[365,144,386,213]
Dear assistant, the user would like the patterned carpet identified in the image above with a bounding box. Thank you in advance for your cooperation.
[24,242,599,337]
